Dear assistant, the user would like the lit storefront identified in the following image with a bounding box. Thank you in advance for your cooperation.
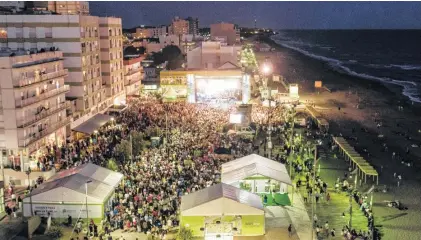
[0,126,67,172]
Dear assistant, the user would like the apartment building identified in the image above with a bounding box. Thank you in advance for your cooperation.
[187,41,242,70]
[0,14,124,128]
[210,22,240,46]
[135,26,167,39]
[135,27,153,39]
[185,17,199,36]
[170,17,189,35]
[99,17,126,106]
[47,1,89,15]
[123,56,144,96]
[0,50,70,171]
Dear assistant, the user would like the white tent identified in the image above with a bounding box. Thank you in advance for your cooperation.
[222,162,292,186]
[181,183,264,216]
[48,163,123,188]
[23,163,123,219]
[222,154,291,183]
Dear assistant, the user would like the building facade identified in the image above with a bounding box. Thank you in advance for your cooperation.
[187,42,242,70]
[123,56,144,96]
[151,26,167,38]
[0,15,125,129]
[170,17,189,36]
[47,1,89,15]
[210,22,239,46]
[135,27,153,39]
[0,51,70,171]
[185,17,199,36]
[99,17,126,107]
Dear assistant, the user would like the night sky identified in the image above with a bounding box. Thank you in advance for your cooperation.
[90,1,421,29]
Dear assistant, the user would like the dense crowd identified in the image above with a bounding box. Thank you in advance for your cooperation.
[62,98,264,239]
[12,95,377,240]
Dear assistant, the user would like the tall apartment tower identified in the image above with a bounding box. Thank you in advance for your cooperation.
[0,51,70,171]
[185,17,199,36]
[170,16,189,35]
[99,17,125,106]
[0,15,124,128]
[48,1,89,15]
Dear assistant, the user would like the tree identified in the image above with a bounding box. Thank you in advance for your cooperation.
[176,226,194,240]
[106,158,119,171]
[150,45,184,70]
[130,130,144,157]
[115,139,131,162]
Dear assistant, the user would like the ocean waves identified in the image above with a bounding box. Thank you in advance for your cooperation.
[368,64,421,71]
[270,34,421,103]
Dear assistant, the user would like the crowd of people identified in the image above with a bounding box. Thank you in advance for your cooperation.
[7,94,379,240]
[63,98,267,239]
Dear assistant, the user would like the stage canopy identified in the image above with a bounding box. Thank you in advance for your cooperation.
[221,154,292,185]
[180,183,264,216]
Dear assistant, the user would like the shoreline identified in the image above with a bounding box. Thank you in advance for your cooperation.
[261,35,421,111]
[255,35,421,239]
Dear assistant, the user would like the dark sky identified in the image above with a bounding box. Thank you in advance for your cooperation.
[90,1,421,29]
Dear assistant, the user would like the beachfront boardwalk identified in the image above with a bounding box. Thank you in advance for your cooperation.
[293,146,369,239]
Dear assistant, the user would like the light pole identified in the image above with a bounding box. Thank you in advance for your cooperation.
[85,180,92,237]
[94,130,98,144]
[129,132,133,165]
[262,62,272,159]
[311,145,317,240]
[25,168,33,216]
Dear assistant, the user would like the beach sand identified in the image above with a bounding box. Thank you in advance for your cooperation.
[258,37,421,239]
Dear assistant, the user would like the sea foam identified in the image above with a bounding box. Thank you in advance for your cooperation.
[270,34,421,103]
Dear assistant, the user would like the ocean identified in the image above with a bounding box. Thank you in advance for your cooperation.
[271,30,421,102]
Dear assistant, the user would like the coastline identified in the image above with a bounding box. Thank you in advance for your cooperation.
[261,35,421,110]
[257,35,421,239]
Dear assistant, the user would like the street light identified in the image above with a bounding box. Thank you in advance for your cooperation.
[262,64,272,75]
[85,180,92,237]
[25,168,33,216]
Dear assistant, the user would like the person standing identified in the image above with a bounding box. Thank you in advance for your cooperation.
[288,224,292,237]
[324,221,329,237]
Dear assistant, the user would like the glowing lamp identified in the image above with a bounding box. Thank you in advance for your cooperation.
[262,64,272,75]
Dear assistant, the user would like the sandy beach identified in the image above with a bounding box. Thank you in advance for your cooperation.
[258,36,421,239]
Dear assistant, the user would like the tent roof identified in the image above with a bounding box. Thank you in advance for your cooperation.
[180,183,263,216]
[222,154,289,175]
[72,114,112,134]
[48,163,123,188]
[24,163,123,204]
[25,174,114,203]
[221,162,292,185]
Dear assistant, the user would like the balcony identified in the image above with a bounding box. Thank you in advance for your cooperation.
[125,78,141,87]
[15,85,70,108]
[16,101,71,128]
[14,69,68,88]
[125,68,141,76]
[18,116,72,148]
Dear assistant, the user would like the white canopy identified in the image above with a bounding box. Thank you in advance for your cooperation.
[221,154,292,185]
[181,183,264,216]
[48,163,123,188]
[222,162,292,185]
[23,163,123,204]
